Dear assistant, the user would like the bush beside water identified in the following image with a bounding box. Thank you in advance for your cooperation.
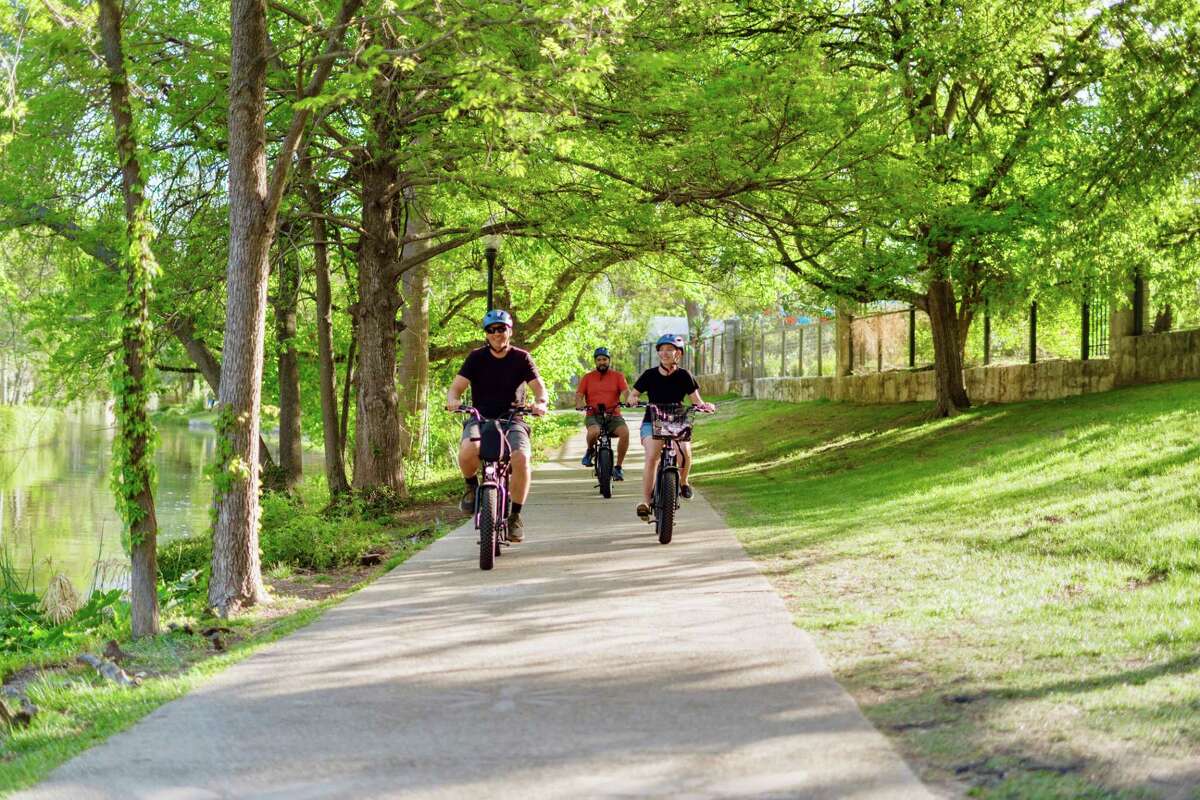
[0,406,64,451]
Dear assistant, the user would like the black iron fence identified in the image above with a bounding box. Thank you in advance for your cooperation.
[631,292,1114,383]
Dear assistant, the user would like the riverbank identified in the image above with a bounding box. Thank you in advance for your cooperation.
[691,383,1200,799]
[0,409,579,793]
[0,407,64,452]
[0,480,466,794]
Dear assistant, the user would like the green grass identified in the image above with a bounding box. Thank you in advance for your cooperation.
[0,490,454,794]
[150,406,217,428]
[691,382,1200,799]
[0,599,329,794]
[531,409,580,460]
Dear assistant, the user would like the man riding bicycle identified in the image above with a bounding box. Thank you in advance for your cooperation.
[627,334,715,521]
[446,309,549,542]
[575,347,630,481]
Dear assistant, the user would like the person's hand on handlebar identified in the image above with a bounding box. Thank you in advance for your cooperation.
[530,398,549,417]
[446,397,462,412]
[695,402,717,413]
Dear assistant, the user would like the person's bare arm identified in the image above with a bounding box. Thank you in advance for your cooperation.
[446,375,470,411]
[528,377,550,416]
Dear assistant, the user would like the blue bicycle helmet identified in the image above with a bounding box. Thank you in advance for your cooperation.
[481,309,513,330]
[655,333,685,350]
[593,347,611,359]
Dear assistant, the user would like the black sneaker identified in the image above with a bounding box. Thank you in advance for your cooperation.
[613,466,624,481]
[680,485,693,499]
[507,513,524,543]
[460,486,476,514]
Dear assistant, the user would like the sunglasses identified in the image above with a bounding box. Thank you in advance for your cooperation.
[485,326,510,334]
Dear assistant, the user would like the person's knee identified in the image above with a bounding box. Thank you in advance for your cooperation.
[511,450,531,472]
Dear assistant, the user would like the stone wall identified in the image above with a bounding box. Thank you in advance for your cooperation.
[1113,328,1200,387]
[696,374,730,397]
[749,327,1199,407]
[699,308,1200,408]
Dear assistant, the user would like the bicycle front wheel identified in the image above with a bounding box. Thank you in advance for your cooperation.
[597,446,614,498]
[479,485,498,570]
[656,470,676,544]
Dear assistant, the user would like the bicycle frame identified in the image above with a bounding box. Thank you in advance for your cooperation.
[653,430,684,514]
[477,456,512,540]
[456,405,533,545]
[583,404,616,466]
[645,403,704,518]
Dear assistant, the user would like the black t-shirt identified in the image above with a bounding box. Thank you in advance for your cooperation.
[633,367,700,422]
[457,346,540,419]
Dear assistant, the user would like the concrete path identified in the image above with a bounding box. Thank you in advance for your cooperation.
[17,433,934,800]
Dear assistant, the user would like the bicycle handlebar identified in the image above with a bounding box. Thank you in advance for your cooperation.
[629,402,717,414]
[450,403,538,420]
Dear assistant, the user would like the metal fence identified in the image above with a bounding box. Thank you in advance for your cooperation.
[632,292,1114,383]
[632,315,838,380]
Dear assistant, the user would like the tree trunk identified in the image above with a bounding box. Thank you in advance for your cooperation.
[340,330,356,459]
[301,158,350,495]
[98,0,159,638]
[1153,304,1172,334]
[210,0,272,615]
[351,148,407,495]
[272,229,303,490]
[398,198,430,459]
[926,277,972,417]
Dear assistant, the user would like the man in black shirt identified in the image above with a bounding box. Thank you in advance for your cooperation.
[446,310,549,541]
[628,334,715,521]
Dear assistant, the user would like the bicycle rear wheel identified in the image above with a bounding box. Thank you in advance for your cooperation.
[479,485,498,570]
[656,470,676,544]
[597,445,613,498]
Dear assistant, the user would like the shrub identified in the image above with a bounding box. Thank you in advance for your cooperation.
[157,536,212,584]
[259,492,388,571]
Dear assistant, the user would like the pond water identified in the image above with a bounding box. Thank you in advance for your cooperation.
[0,407,318,595]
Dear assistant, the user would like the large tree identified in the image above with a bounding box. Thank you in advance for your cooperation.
[96,0,162,638]
[568,0,1200,415]
[210,0,362,614]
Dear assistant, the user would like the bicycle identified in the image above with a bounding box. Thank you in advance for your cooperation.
[579,403,624,498]
[640,402,715,545]
[452,404,533,570]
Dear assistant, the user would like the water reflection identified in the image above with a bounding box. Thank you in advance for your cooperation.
[0,407,316,594]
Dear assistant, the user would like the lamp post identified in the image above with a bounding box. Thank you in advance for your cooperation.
[484,220,500,311]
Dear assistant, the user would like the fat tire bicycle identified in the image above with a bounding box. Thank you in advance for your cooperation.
[453,404,533,570]
[639,402,714,545]
[579,403,625,498]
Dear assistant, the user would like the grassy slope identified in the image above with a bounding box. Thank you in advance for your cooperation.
[691,382,1200,800]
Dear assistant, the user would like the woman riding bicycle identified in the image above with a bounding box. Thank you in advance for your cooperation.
[627,334,715,521]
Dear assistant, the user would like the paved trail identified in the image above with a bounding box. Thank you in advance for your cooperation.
[17,433,934,799]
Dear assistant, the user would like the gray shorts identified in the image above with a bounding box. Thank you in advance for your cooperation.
[462,418,531,457]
